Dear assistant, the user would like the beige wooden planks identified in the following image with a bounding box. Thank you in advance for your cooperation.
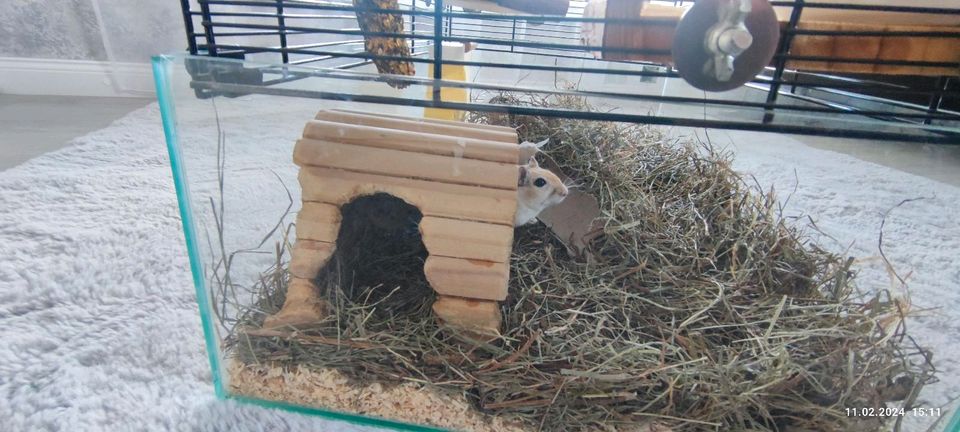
[301,121,520,164]
[332,108,518,135]
[314,110,518,143]
[294,138,519,190]
[420,216,513,263]
[432,295,501,336]
[289,240,336,279]
[296,202,341,242]
[424,255,509,301]
[299,166,517,226]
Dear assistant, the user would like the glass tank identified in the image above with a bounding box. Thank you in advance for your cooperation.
[153,53,960,432]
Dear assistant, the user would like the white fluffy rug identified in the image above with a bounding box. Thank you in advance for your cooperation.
[0,100,957,431]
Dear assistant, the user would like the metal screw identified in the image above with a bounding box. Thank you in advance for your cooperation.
[718,28,753,55]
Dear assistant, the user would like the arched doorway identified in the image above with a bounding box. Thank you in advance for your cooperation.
[317,193,434,318]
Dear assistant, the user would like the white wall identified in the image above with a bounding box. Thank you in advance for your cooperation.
[0,0,186,62]
[1,0,106,61]
[0,0,186,96]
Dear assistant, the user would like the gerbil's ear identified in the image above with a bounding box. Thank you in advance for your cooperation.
[526,156,540,169]
[535,138,549,149]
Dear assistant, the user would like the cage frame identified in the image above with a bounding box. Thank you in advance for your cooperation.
[176,0,959,143]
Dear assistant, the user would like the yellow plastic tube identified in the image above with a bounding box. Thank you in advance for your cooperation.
[424,42,469,121]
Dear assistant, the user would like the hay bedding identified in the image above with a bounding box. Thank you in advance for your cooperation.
[230,94,930,431]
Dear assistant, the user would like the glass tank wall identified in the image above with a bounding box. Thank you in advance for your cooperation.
[153,53,960,432]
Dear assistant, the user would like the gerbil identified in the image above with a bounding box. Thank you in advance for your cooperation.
[515,156,569,226]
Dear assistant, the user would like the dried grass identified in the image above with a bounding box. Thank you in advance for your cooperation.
[218,93,933,431]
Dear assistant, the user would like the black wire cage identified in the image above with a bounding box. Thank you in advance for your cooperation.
[177,0,960,143]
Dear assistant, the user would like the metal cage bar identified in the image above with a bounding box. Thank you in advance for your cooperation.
[179,0,960,143]
[276,0,289,63]
[764,0,804,124]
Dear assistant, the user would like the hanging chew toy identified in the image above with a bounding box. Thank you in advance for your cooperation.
[672,0,780,92]
[353,0,416,89]
[589,0,959,90]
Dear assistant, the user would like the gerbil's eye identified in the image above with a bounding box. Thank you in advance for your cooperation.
[534,178,547,188]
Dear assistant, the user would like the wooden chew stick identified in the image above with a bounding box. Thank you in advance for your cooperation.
[301,121,520,164]
[314,110,518,144]
[424,256,510,301]
[299,167,517,226]
[294,139,518,190]
[420,216,514,263]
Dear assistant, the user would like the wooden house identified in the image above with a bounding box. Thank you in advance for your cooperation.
[263,109,520,336]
